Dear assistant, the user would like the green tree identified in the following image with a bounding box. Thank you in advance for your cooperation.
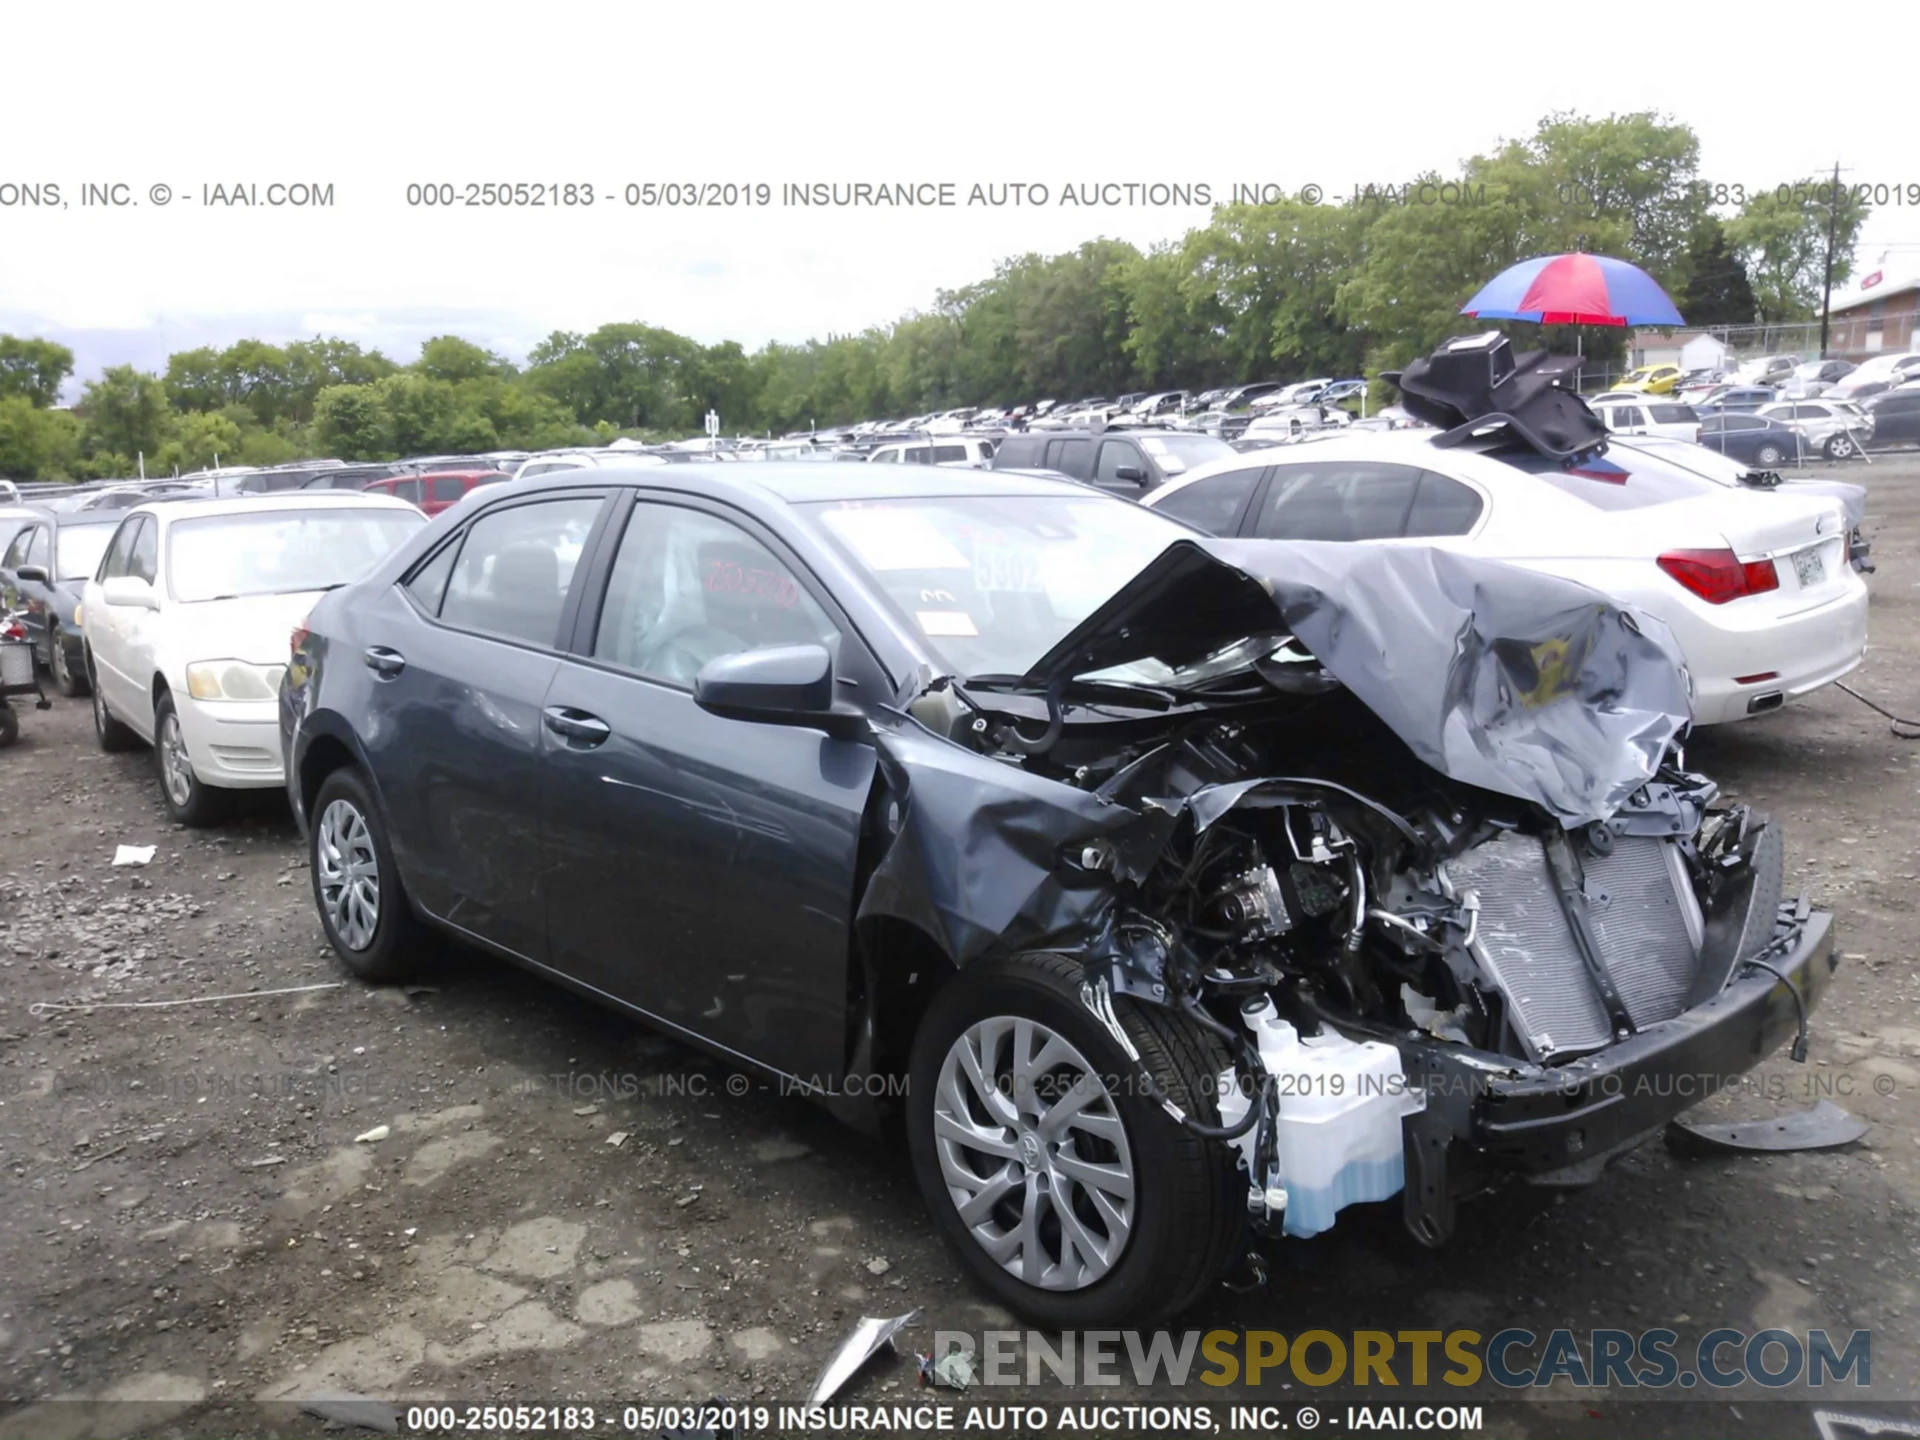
[1726,180,1870,324]
[155,411,243,473]
[0,335,77,407]
[0,396,83,478]
[79,366,172,465]
[312,384,391,459]
[418,335,512,384]
[1674,215,1757,326]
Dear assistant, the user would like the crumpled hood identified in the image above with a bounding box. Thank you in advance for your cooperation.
[1026,538,1692,827]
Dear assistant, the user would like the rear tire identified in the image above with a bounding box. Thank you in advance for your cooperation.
[906,953,1244,1328]
[1755,442,1785,466]
[0,703,16,748]
[90,661,139,752]
[310,765,428,984]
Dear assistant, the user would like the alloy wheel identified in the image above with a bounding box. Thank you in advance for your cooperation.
[158,711,195,807]
[931,1016,1136,1291]
[316,798,381,951]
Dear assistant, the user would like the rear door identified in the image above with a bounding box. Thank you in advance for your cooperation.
[1045,437,1094,480]
[538,493,878,1078]
[352,488,612,959]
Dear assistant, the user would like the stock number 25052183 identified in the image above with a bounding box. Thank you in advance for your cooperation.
[405,183,598,207]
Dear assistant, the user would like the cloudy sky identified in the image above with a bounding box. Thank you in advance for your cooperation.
[5,0,1916,389]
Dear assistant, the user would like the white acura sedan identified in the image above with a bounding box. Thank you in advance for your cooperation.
[1142,429,1869,726]
[81,494,426,823]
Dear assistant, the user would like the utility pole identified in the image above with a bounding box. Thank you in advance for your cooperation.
[1819,160,1842,359]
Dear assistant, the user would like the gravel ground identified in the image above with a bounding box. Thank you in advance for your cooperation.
[3,460,1919,1438]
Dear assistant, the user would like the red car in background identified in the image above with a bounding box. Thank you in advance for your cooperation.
[364,469,509,516]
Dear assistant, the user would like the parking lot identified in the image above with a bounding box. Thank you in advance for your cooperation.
[3,459,1919,1437]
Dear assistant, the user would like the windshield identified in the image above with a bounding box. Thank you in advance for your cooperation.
[57,523,118,580]
[166,507,425,602]
[802,493,1189,679]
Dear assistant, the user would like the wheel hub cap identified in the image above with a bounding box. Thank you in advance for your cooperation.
[932,1016,1136,1291]
[316,798,381,951]
[159,714,194,806]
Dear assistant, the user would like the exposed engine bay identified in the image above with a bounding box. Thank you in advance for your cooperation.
[847,432,1836,1250]
[913,672,1805,1244]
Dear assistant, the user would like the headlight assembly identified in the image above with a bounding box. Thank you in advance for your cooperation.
[185,660,287,702]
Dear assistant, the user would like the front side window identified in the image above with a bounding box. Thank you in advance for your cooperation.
[1094,441,1141,484]
[592,504,838,686]
[1151,467,1264,535]
[438,496,603,647]
[1,525,34,570]
[803,493,1184,679]
[128,517,158,584]
[100,517,141,580]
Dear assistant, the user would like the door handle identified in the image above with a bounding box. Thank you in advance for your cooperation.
[543,706,611,746]
[363,646,407,677]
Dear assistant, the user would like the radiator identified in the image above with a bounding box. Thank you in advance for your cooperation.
[1446,831,1704,1061]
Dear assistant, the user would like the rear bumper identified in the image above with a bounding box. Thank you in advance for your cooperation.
[1685,579,1870,724]
[1401,907,1836,1195]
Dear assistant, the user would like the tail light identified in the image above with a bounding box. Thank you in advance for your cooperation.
[1657,548,1779,605]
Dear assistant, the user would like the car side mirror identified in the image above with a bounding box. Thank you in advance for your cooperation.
[693,643,867,740]
[1113,465,1147,484]
[101,576,159,610]
[14,565,49,585]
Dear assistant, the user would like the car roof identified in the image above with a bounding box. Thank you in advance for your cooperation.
[11,503,125,528]
[127,492,425,524]
[505,460,1096,508]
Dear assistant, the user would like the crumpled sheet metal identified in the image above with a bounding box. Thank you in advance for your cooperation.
[858,539,1692,968]
[1030,538,1692,828]
[857,723,1155,965]
[1227,539,1691,827]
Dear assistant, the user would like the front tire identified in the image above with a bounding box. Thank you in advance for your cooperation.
[1824,434,1857,461]
[310,766,427,983]
[153,691,227,826]
[0,703,16,748]
[49,626,86,697]
[906,953,1244,1328]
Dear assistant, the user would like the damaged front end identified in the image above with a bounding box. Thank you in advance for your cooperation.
[861,537,1838,1249]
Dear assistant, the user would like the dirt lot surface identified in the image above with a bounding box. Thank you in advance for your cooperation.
[3,460,1919,1439]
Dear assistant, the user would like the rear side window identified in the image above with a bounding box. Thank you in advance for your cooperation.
[930,445,967,464]
[1647,404,1696,423]
[438,496,604,648]
[406,540,460,615]
[992,437,1042,469]
[1046,438,1093,478]
[1255,462,1423,542]
[430,476,468,503]
[1403,472,1484,537]
[1152,467,1264,535]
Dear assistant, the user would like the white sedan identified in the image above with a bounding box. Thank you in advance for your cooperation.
[81,494,426,824]
[1141,430,1869,726]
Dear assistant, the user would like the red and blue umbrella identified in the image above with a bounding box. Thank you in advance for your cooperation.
[1461,253,1684,327]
